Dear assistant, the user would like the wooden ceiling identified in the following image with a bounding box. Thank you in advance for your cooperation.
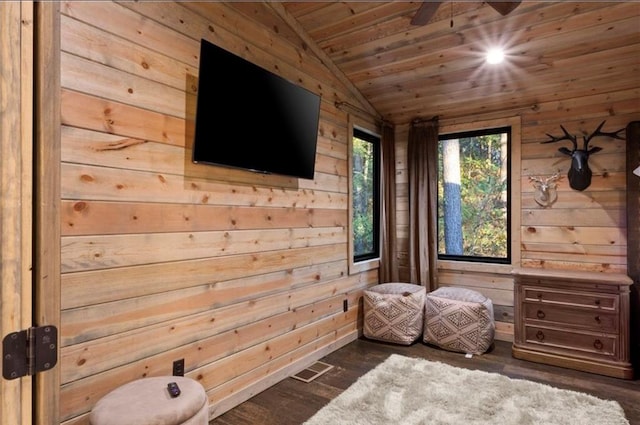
[233,2,639,125]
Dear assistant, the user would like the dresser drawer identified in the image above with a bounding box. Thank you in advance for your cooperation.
[523,288,617,310]
[524,326,616,357]
[523,303,618,332]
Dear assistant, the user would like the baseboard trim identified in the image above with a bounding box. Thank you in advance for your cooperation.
[207,329,358,419]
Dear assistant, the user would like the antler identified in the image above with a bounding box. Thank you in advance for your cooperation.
[542,125,577,150]
[529,172,561,186]
[583,120,625,149]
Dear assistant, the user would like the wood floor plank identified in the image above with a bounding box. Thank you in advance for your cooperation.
[210,338,640,424]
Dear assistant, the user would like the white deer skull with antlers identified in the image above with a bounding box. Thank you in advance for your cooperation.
[529,173,562,207]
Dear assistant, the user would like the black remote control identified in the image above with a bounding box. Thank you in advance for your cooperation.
[167,382,181,398]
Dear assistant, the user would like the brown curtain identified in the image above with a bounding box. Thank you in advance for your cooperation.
[407,117,439,290]
[380,122,399,283]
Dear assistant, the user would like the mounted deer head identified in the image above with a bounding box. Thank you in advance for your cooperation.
[541,121,625,191]
[529,173,561,207]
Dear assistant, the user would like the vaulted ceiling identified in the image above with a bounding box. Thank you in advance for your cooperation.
[230,2,639,125]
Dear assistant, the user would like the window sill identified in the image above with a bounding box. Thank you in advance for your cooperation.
[349,257,380,275]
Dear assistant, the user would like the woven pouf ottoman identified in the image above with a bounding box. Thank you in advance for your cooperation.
[90,376,208,425]
[364,282,426,345]
[424,287,495,354]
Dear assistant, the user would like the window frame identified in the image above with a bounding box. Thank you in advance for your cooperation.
[352,127,381,263]
[436,117,521,273]
[348,117,381,275]
[437,126,512,265]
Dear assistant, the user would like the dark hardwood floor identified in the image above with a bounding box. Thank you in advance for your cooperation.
[210,338,640,425]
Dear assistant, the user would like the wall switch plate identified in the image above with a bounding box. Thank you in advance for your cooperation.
[173,359,184,376]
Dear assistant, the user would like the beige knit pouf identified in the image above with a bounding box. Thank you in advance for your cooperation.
[90,376,208,425]
[424,287,495,354]
[363,282,426,345]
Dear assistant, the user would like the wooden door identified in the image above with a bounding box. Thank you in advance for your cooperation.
[1,2,35,424]
[2,2,61,424]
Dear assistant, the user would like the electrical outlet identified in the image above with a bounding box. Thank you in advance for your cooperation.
[343,299,348,312]
[173,359,184,377]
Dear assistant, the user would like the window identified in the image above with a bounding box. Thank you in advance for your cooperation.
[437,127,511,264]
[352,128,380,263]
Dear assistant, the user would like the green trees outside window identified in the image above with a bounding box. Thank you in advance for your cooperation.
[352,128,380,262]
[437,127,511,263]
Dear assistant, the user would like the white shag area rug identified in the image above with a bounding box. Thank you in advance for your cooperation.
[303,354,629,425]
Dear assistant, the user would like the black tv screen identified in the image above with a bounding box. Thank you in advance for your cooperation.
[192,39,321,180]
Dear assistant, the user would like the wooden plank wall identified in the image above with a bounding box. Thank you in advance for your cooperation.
[394,90,639,342]
[58,2,376,423]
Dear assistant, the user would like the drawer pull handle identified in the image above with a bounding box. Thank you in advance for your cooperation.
[594,316,601,324]
[594,339,603,350]
[536,310,546,319]
[537,293,543,300]
[594,299,601,306]
[536,331,545,341]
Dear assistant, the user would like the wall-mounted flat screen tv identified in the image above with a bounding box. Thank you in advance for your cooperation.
[192,38,321,180]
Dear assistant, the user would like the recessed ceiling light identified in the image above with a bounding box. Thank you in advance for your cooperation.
[486,48,505,64]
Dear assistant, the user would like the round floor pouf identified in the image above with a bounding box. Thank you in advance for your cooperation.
[363,282,426,345]
[424,286,495,355]
[90,376,208,425]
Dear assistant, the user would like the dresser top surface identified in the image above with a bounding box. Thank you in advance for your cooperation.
[514,268,633,286]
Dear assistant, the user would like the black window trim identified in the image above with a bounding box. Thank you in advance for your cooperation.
[353,127,381,263]
[437,126,512,265]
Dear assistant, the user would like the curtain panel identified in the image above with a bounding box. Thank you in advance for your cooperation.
[380,123,399,283]
[408,118,439,290]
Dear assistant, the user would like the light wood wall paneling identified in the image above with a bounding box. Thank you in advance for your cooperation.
[61,163,349,207]
[61,200,347,236]
[520,242,626,258]
[61,15,197,93]
[60,122,350,183]
[521,247,627,268]
[61,245,346,309]
[521,190,624,210]
[521,208,625,228]
[61,228,346,273]
[61,52,188,119]
[61,259,349,345]
[59,292,354,418]
[61,89,186,147]
[61,270,374,388]
[521,225,626,246]
[60,1,199,67]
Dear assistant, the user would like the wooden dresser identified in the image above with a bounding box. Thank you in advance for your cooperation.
[513,268,634,379]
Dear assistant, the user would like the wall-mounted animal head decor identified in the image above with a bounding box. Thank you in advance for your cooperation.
[541,120,625,191]
[529,173,562,207]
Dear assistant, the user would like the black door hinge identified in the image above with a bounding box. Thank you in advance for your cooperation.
[2,326,58,380]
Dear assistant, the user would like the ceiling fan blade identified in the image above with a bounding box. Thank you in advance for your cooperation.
[486,1,522,16]
[410,1,442,26]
